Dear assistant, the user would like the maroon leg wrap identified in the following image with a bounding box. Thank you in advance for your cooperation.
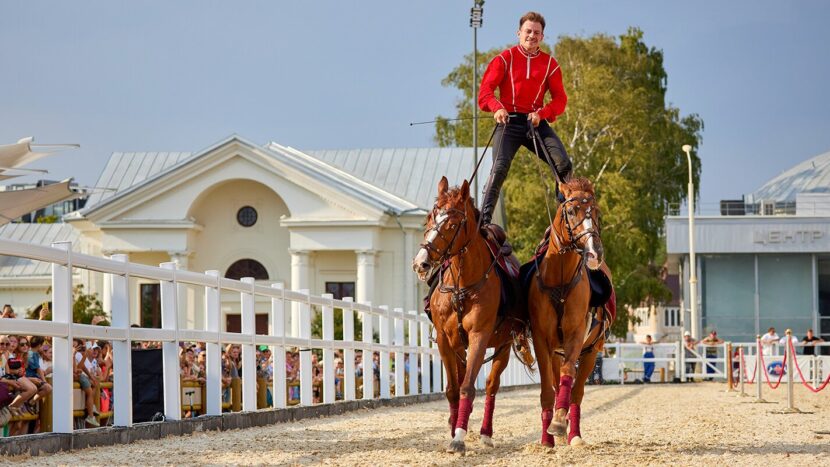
[480,395,495,437]
[541,409,555,446]
[555,375,574,411]
[455,397,473,432]
[448,401,459,438]
[567,403,581,444]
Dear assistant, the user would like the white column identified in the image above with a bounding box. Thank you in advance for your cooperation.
[51,241,73,433]
[110,254,132,426]
[356,250,377,306]
[403,231,417,312]
[290,249,313,338]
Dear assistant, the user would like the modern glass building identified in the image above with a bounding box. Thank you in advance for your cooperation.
[666,150,830,343]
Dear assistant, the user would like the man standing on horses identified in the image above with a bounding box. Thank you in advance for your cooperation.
[478,11,572,226]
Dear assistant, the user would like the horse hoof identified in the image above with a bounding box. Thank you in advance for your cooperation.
[570,436,586,446]
[446,440,466,455]
[540,441,555,449]
[547,420,567,436]
[480,435,494,448]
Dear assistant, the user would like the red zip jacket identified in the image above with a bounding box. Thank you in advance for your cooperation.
[478,45,567,122]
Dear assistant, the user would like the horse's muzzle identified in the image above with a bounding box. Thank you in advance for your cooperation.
[412,248,432,282]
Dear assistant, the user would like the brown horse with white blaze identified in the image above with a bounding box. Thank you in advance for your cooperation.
[528,177,613,447]
[412,176,533,454]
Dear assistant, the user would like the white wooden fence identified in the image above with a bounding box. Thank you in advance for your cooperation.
[0,238,537,433]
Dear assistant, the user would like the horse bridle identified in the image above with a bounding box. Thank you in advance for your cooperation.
[419,206,470,267]
[550,194,601,254]
[536,193,602,342]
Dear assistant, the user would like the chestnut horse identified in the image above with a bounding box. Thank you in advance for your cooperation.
[412,176,533,454]
[528,178,613,447]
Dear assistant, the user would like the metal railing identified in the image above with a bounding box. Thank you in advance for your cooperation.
[0,237,537,434]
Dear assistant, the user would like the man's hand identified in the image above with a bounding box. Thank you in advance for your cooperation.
[528,112,542,127]
[494,109,509,124]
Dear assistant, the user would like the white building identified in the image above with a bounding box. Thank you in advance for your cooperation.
[0,135,494,333]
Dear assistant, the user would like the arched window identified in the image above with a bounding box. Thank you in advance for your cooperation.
[225,259,269,280]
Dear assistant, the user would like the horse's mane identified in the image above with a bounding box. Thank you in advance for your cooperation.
[562,177,595,195]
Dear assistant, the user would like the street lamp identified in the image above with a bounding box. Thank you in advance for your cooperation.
[470,1,483,206]
[682,144,699,340]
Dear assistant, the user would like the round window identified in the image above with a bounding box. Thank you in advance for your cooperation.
[236,206,258,227]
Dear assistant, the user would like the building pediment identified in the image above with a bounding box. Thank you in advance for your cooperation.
[75,135,418,226]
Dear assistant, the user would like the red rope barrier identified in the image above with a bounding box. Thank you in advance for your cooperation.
[740,350,756,383]
[758,344,786,389]
[788,339,830,393]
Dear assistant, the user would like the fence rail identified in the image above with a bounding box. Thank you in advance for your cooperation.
[0,237,539,435]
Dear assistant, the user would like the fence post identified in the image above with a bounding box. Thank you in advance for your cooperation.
[298,289,312,406]
[271,283,287,409]
[110,254,132,426]
[160,262,181,420]
[50,241,73,433]
[432,325,442,393]
[675,340,682,382]
[205,270,222,415]
[362,302,374,400]
[378,305,391,399]
[322,293,335,404]
[408,309,419,395]
[420,315,431,394]
[784,329,798,412]
[754,335,766,403]
[240,277,257,412]
[342,297,356,401]
[394,307,405,396]
[726,342,734,391]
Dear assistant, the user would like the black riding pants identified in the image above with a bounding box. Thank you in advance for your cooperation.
[480,115,572,225]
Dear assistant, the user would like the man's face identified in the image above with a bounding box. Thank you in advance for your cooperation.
[517,21,544,52]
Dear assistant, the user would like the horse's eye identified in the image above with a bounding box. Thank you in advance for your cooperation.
[567,208,576,216]
[449,224,457,229]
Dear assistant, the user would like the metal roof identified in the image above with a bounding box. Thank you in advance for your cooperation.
[748,150,830,202]
[81,137,490,215]
[305,147,491,209]
[85,152,193,208]
[0,223,79,278]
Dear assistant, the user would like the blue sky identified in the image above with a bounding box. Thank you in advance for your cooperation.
[1,1,828,206]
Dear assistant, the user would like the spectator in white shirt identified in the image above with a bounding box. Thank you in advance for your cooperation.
[761,327,779,356]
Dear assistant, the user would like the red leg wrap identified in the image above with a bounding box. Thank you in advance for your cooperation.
[448,401,459,438]
[555,375,574,411]
[480,395,495,437]
[541,408,555,446]
[455,397,473,432]
[567,403,581,444]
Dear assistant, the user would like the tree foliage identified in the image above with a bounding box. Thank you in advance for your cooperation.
[435,29,703,337]
[27,284,110,325]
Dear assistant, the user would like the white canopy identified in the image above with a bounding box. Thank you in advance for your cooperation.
[0,137,79,180]
[0,179,80,226]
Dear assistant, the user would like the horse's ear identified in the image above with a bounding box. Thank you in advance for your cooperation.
[438,176,449,195]
[460,179,470,199]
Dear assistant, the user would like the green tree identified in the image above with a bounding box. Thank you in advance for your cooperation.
[35,214,60,223]
[435,29,703,337]
[27,284,110,325]
[311,307,363,341]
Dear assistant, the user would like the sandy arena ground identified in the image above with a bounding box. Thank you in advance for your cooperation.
[5,382,829,466]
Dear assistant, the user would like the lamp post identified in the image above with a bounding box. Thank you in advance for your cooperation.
[470,1,483,206]
[682,144,699,340]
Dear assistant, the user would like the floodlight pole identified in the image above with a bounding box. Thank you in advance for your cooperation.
[682,144,699,339]
[470,1,483,206]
